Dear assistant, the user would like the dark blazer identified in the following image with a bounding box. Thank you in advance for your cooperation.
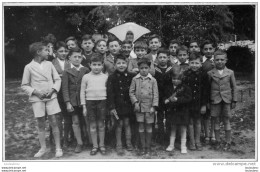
[62,67,90,106]
[107,70,135,116]
[164,83,192,125]
[52,58,70,77]
[207,67,237,104]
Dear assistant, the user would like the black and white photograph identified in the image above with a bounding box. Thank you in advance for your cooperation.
[2,1,258,171]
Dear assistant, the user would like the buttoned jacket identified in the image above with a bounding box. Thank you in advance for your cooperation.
[107,70,135,114]
[52,58,71,77]
[129,73,159,112]
[21,60,61,102]
[207,67,237,104]
[62,66,90,106]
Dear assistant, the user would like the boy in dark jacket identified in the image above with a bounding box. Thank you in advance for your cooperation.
[154,49,172,144]
[182,52,209,151]
[107,54,135,155]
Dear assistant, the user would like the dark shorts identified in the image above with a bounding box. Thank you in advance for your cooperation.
[86,100,107,122]
[211,101,231,118]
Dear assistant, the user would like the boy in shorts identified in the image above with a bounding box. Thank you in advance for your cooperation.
[207,50,237,151]
[129,58,159,155]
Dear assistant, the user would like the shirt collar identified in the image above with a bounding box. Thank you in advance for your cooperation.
[136,73,153,79]
[71,63,83,70]
[202,55,214,63]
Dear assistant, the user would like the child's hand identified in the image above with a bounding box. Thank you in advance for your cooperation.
[169,96,178,102]
[200,105,206,114]
[150,107,155,114]
[33,90,46,100]
[165,99,169,104]
[82,106,87,117]
[134,102,140,112]
[66,102,74,113]
[45,89,56,99]
[132,68,139,73]
[231,102,236,109]
[110,109,119,120]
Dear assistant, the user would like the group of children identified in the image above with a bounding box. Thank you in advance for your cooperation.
[21,33,237,158]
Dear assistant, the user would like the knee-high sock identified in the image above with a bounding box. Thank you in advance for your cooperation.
[38,131,46,149]
[139,132,145,149]
[99,126,105,147]
[72,124,83,145]
[116,126,122,147]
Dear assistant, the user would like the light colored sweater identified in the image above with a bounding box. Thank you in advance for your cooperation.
[80,71,108,104]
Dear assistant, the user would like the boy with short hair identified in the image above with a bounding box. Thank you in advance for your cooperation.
[65,36,78,50]
[189,40,200,53]
[80,53,108,155]
[104,38,121,75]
[129,58,159,156]
[154,48,172,144]
[81,34,95,69]
[182,52,209,151]
[176,45,189,72]
[147,34,162,65]
[107,54,135,155]
[201,40,216,144]
[127,40,155,76]
[62,47,90,153]
[208,50,237,151]
[121,40,133,59]
[168,40,179,65]
[21,42,63,158]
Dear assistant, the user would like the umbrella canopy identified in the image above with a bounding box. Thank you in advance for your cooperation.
[108,22,150,42]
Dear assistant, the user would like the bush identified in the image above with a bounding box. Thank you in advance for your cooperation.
[226,46,254,73]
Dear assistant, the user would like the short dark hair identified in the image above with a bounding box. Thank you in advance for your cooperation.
[137,57,151,67]
[169,39,179,47]
[148,34,161,43]
[81,34,95,44]
[176,45,188,55]
[157,48,170,57]
[29,42,46,57]
[201,40,216,49]
[67,47,82,57]
[189,39,200,47]
[55,41,67,51]
[134,41,148,51]
[91,52,104,63]
[121,40,133,46]
[65,36,77,44]
[189,52,202,62]
[214,49,227,59]
[115,53,127,64]
[107,37,121,46]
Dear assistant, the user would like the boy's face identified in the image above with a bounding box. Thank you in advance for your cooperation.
[38,46,49,60]
[157,53,169,67]
[169,43,178,53]
[135,48,147,59]
[67,40,77,50]
[202,44,215,58]
[149,38,161,52]
[81,40,94,53]
[115,59,127,73]
[90,61,103,74]
[214,55,227,70]
[139,63,150,77]
[56,47,67,60]
[108,41,121,56]
[96,41,107,54]
[121,43,132,57]
[189,42,200,53]
[189,58,202,72]
[69,52,83,67]
[172,77,182,86]
[178,50,188,63]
